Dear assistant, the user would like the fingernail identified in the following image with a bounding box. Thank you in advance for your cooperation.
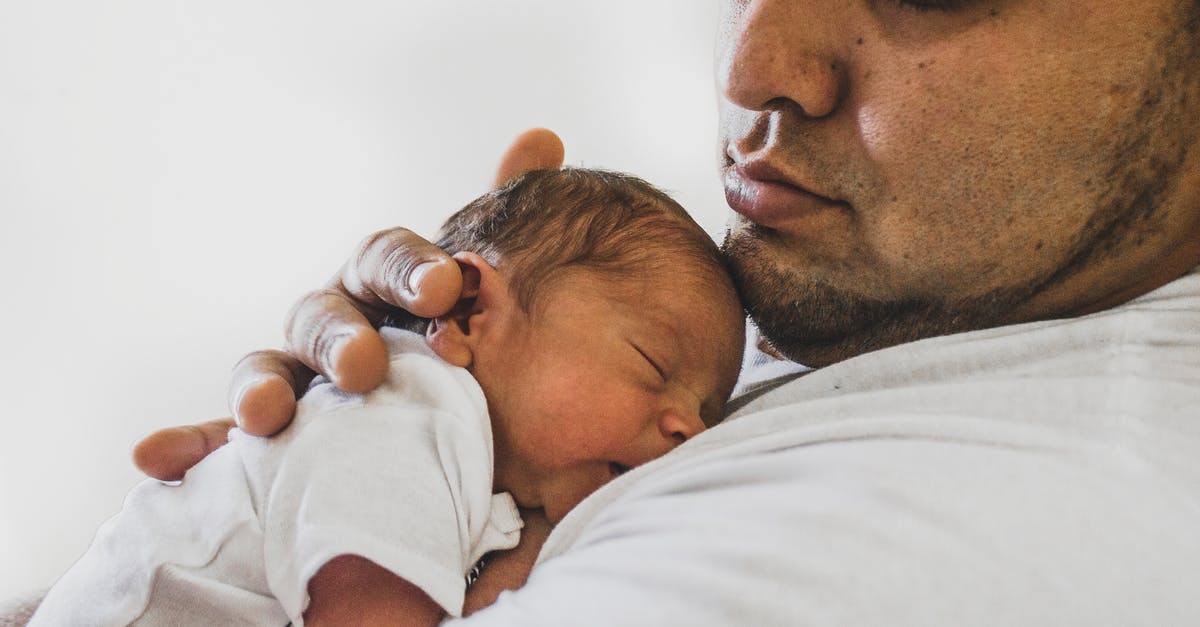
[405,261,438,295]
[231,382,251,428]
[231,376,268,428]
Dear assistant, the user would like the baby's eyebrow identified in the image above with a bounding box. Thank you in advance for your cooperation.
[646,316,686,356]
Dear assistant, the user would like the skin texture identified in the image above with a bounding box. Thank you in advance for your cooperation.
[428,254,745,523]
[304,555,443,627]
[720,0,1200,365]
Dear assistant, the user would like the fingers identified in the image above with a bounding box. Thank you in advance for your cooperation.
[338,227,463,319]
[296,226,463,393]
[237,129,563,428]
[492,128,566,187]
[229,350,316,436]
[285,289,391,394]
[132,418,236,482]
[281,128,564,396]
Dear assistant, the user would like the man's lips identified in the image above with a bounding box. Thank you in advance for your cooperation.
[723,162,847,228]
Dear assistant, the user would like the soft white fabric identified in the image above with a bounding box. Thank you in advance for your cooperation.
[730,320,810,400]
[453,267,1200,626]
[31,329,521,626]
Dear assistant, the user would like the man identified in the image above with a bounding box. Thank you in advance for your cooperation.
[22,0,1200,624]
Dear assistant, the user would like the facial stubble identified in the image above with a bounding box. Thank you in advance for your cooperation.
[722,5,1200,367]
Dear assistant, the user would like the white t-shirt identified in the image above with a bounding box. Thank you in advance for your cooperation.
[453,266,1200,626]
[31,330,522,626]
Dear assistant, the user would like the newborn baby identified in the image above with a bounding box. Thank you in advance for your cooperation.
[30,168,745,626]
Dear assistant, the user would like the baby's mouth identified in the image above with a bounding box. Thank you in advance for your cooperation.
[608,462,631,478]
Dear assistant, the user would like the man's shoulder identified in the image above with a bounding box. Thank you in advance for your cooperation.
[531,425,1200,625]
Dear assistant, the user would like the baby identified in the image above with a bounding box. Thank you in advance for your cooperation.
[30,168,746,626]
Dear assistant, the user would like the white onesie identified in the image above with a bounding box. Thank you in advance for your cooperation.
[31,329,523,626]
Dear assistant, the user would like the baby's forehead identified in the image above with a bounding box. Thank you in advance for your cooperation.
[593,270,740,338]
[561,254,729,296]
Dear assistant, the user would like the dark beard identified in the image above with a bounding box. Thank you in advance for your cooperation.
[721,226,1036,367]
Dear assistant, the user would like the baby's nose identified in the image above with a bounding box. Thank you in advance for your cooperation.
[658,409,706,446]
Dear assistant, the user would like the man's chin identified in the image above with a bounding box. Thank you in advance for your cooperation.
[722,231,1024,367]
[741,273,933,367]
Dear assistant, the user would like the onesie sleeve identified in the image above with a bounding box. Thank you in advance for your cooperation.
[243,330,514,622]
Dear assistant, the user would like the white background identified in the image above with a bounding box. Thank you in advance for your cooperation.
[0,1,724,600]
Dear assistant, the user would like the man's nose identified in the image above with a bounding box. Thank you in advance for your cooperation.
[716,0,844,118]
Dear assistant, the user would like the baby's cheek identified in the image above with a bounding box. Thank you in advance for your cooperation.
[517,416,607,467]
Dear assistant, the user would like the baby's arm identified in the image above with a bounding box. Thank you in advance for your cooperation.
[304,555,444,627]
[259,330,521,623]
[303,508,551,625]
[461,508,551,616]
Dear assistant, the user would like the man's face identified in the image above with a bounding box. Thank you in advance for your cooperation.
[718,0,1200,366]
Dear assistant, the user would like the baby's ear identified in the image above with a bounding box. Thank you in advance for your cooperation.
[426,252,504,368]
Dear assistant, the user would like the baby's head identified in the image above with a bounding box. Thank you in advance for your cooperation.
[425,168,745,523]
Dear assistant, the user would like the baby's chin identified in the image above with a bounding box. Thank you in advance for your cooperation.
[538,495,583,525]
[533,463,630,524]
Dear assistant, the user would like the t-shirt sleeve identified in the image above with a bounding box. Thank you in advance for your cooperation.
[248,332,498,622]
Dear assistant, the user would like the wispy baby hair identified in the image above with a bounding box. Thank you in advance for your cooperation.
[436,167,730,312]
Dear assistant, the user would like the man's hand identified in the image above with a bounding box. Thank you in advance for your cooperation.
[132,128,566,481]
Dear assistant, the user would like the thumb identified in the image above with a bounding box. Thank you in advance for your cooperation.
[132,418,236,481]
[492,128,566,188]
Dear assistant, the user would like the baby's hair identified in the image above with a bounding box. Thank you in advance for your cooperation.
[435,167,731,314]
